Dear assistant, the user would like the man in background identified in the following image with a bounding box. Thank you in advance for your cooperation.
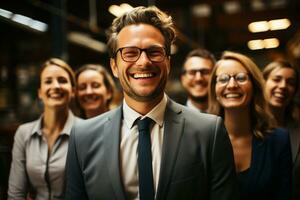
[180,48,216,112]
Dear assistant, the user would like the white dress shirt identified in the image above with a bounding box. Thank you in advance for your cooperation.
[120,94,167,200]
[186,99,205,113]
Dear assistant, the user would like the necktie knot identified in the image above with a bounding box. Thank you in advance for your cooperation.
[137,117,152,132]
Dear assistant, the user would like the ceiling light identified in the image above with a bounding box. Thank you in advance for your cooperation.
[251,0,266,11]
[192,4,211,17]
[269,18,291,31]
[108,5,123,17]
[29,20,48,32]
[248,21,269,33]
[120,3,134,13]
[224,1,241,14]
[247,38,280,50]
[0,8,12,19]
[109,4,134,17]
[68,32,107,53]
[11,14,32,26]
[263,38,280,48]
[247,39,264,50]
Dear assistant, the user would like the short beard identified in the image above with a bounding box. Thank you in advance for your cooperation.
[189,95,208,103]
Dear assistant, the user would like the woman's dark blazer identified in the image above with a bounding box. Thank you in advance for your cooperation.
[239,128,292,200]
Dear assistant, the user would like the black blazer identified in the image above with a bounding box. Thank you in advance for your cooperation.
[238,128,292,200]
[65,99,239,200]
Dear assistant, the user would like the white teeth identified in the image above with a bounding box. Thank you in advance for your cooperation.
[225,94,241,98]
[49,93,63,98]
[83,96,99,102]
[133,73,153,79]
[273,92,284,98]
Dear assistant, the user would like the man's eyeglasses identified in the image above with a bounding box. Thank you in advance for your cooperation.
[114,46,168,63]
[216,72,249,85]
[182,68,211,77]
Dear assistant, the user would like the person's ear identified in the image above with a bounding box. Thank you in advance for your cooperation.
[110,58,119,78]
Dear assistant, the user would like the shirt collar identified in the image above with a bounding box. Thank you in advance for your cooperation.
[186,99,204,113]
[123,94,168,129]
[31,110,75,136]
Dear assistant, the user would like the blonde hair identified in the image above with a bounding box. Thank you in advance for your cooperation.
[208,51,275,138]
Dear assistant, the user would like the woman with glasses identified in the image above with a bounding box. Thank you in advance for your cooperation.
[8,58,81,200]
[75,64,117,119]
[208,51,292,200]
[263,60,300,200]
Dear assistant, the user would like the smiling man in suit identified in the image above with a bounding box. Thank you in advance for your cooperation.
[65,6,238,200]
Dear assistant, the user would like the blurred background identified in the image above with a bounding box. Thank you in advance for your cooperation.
[0,0,300,198]
[1,0,300,124]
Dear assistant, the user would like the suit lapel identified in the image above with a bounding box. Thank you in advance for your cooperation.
[105,106,126,200]
[156,100,185,200]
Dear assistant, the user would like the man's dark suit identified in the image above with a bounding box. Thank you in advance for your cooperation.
[288,122,300,200]
[65,99,238,200]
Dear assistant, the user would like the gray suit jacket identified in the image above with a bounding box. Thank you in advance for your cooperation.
[65,99,238,200]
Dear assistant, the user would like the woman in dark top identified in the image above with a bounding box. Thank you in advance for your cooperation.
[263,60,300,200]
[208,51,292,200]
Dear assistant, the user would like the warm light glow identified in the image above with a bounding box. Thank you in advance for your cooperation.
[109,4,134,17]
[248,18,291,33]
[269,18,291,30]
[120,3,134,13]
[247,39,264,50]
[108,5,123,17]
[248,38,280,50]
[248,21,269,33]
[264,38,280,48]
[192,4,211,17]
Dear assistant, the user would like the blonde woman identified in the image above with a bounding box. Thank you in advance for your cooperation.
[263,60,300,200]
[209,51,292,200]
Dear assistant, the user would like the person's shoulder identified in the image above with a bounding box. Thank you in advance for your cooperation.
[270,127,289,139]
[14,119,40,140]
[72,107,120,137]
[265,127,290,149]
[173,100,220,122]
[168,99,222,128]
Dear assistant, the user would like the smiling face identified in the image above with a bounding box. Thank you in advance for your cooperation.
[265,67,296,110]
[38,64,74,109]
[215,59,253,110]
[76,69,112,114]
[181,57,213,101]
[110,24,170,105]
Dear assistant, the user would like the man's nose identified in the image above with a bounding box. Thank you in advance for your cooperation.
[194,71,204,79]
[136,51,151,65]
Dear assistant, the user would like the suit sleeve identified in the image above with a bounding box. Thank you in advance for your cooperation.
[7,126,29,199]
[65,126,89,200]
[276,129,292,200]
[210,117,239,200]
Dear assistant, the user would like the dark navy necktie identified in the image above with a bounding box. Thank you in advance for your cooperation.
[137,117,155,200]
